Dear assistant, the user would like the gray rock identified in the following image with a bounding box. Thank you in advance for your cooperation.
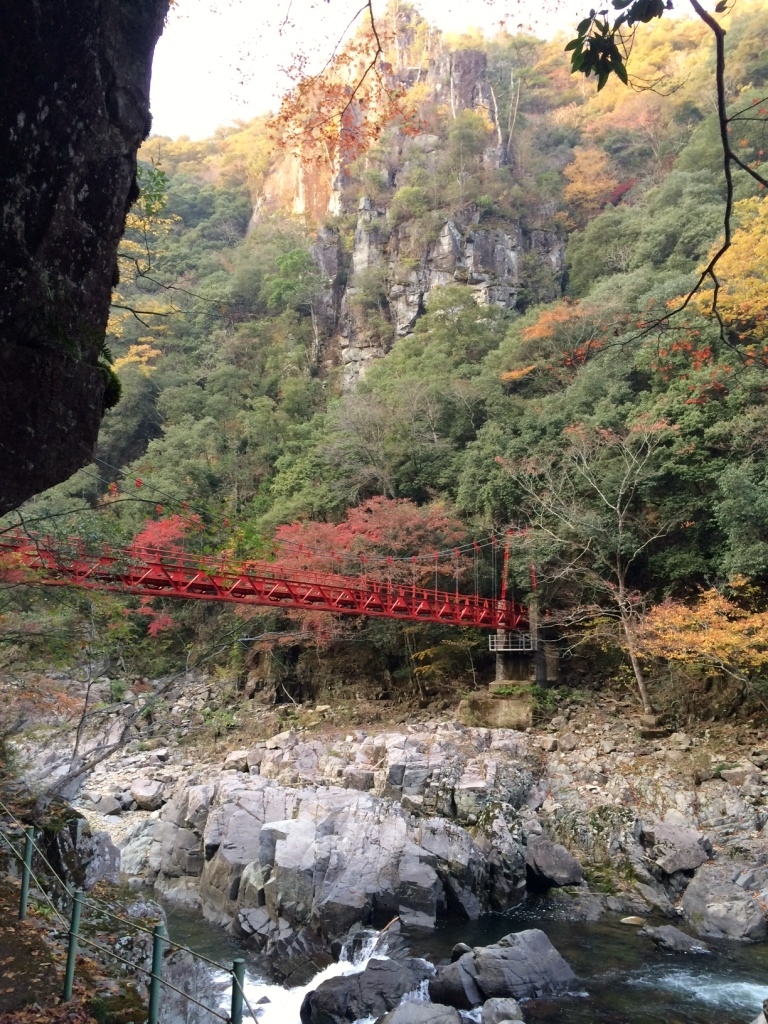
[682,863,768,941]
[130,778,165,811]
[81,830,121,889]
[429,953,483,1009]
[120,729,535,934]
[299,957,432,1024]
[158,949,223,1024]
[720,767,761,786]
[451,942,472,962]
[223,750,250,772]
[482,996,524,1023]
[559,734,578,752]
[641,821,712,875]
[95,794,122,816]
[525,837,583,887]
[246,747,264,771]
[429,929,576,1008]
[380,1004,461,1024]
[634,881,676,916]
[640,925,711,953]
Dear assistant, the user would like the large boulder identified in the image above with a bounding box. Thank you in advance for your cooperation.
[130,778,165,811]
[640,822,712,876]
[299,957,433,1024]
[429,929,576,1009]
[525,838,583,888]
[379,1004,461,1024]
[682,864,767,941]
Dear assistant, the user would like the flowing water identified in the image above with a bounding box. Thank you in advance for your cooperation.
[162,897,768,1024]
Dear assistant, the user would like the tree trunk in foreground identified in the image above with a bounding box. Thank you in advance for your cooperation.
[622,614,654,714]
[0,1,170,513]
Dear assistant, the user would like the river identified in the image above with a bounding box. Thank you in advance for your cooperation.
[161,895,768,1024]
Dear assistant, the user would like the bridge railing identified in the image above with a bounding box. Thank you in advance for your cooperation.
[0,529,528,630]
[0,797,252,1023]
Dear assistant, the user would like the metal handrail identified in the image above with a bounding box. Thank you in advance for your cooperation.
[0,808,256,1022]
[488,632,534,652]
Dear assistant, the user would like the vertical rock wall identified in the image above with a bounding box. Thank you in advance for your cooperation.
[256,46,565,389]
[0,0,169,512]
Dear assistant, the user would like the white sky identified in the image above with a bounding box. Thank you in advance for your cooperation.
[149,0,587,139]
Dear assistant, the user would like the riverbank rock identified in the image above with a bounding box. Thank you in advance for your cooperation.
[681,863,768,941]
[104,713,766,954]
[481,996,524,1022]
[639,925,711,953]
[299,957,433,1024]
[130,778,165,811]
[640,821,712,875]
[428,929,576,1009]
[158,950,223,1024]
[120,729,534,939]
[379,1004,462,1024]
[525,837,583,888]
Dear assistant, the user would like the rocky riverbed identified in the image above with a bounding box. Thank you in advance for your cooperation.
[6,674,768,1023]
[36,693,764,981]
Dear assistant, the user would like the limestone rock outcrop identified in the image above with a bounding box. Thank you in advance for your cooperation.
[681,863,768,941]
[120,726,535,947]
[254,44,564,389]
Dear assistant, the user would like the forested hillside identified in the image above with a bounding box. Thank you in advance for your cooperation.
[2,0,768,717]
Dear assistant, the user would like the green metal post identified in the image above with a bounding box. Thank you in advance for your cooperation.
[18,826,34,920]
[231,958,246,1024]
[63,890,84,1001]
[147,923,165,1024]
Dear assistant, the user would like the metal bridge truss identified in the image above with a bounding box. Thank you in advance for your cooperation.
[0,531,528,632]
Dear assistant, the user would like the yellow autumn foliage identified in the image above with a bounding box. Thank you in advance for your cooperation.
[637,588,768,677]
[113,342,162,376]
[695,196,768,349]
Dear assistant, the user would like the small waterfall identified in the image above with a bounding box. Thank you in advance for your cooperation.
[338,929,381,967]
[214,927,389,1023]
[397,977,431,1004]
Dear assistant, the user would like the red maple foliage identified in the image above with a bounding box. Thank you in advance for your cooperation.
[273,497,471,586]
[129,513,204,559]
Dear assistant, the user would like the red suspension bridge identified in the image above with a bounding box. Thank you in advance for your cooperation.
[0,530,528,632]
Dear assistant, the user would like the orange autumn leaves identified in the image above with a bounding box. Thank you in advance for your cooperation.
[270,18,419,172]
[500,300,611,383]
[636,585,768,682]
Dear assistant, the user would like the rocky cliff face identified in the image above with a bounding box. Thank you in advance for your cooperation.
[0,0,169,513]
[331,199,563,388]
[258,48,565,389]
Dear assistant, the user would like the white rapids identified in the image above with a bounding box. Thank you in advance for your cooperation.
[631,967,768,1017]
[213,932,387,1023]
